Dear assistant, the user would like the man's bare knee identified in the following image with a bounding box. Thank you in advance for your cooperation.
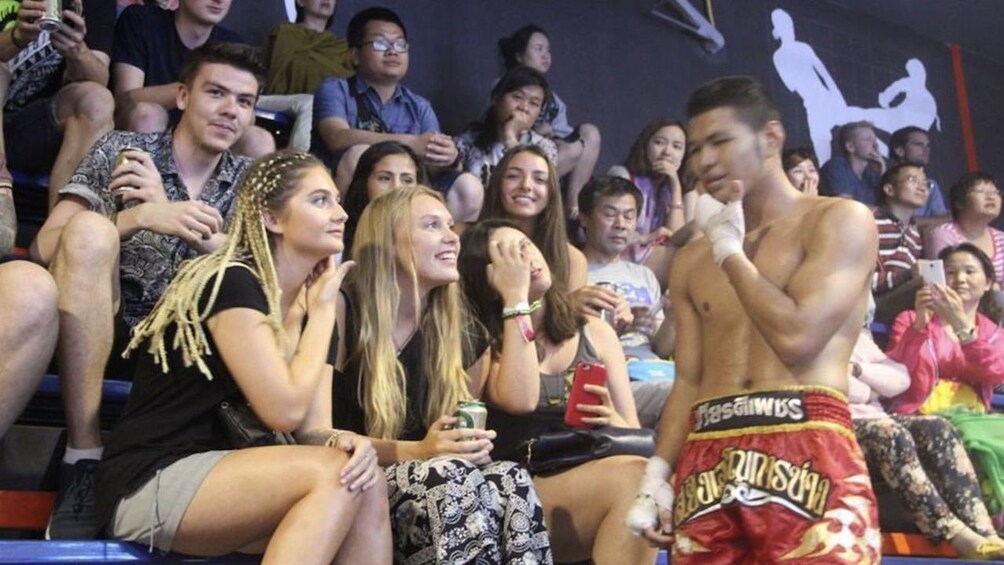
[339,144,369,175]
[55,212,120,268]
[447,172,484,222]
[233,126,276,159]
[122,101,169,133]
[0,262,58,322]
[60,82,115,126]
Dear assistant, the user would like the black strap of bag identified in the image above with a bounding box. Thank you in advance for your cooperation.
[520,426,655,476]
[218,400,295,449]
[347,76,387,133]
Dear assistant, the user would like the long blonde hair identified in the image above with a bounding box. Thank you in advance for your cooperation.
[348,186,472,439]
[126,151,326,379]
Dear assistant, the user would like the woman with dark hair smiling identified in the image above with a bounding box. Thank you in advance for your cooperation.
[608,118,690,285]
[783,147,820,196]
[887,243,1004,415]
[340,141,427,257]
[477,144,587,291]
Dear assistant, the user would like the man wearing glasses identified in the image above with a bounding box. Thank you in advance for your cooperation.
[889,126,950,227]
[873,163,929,328]
[312,7,483,220]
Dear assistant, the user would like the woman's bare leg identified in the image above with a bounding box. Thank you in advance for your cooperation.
[172,445,391,565]
[533,455,657,565]
[557,123,601,217]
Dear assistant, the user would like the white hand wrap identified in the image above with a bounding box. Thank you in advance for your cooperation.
[695,193,746,267]
[626,456,674,536]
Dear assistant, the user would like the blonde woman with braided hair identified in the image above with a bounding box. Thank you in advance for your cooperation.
[95,151,392,564]
[330,186,553,564]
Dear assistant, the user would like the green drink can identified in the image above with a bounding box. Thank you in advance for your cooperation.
[454,400,487,430]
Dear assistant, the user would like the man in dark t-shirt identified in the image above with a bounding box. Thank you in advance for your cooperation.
[112,0,274,157]
[1,0,116,208]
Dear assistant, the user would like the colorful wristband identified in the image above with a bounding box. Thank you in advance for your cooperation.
[510,313,535,343]
[501,299,542,319]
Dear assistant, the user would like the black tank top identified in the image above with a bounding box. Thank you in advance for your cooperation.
[489,327,602,461]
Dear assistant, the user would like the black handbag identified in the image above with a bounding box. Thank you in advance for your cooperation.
[218,400,295,449]
[520,426,655,475]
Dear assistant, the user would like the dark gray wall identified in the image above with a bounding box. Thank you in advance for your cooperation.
[225,0,1003,228]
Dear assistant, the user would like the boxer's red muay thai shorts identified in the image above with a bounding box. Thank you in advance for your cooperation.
[670,386,880,564]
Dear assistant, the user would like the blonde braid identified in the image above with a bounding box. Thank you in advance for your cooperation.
[126,151,325,380]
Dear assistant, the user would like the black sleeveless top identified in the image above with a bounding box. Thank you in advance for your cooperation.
[332,292,488,441]
[489,327,602,461]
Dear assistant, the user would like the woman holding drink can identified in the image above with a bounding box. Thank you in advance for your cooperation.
[329,187,552,564]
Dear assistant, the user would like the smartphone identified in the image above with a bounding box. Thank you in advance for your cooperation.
[564,362,607,428]
[918,259,946,286]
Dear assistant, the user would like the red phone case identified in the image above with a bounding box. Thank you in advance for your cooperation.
[564,362,608,428]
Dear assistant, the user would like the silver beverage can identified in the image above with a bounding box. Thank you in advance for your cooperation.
[454,401,487,430]
[112,146,146,210]
[38,0,62,32]
[596,282,617,325]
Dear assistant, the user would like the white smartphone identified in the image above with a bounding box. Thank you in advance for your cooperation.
[918,259,946,286]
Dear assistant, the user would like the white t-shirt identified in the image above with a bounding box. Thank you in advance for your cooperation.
[586,259,664,360]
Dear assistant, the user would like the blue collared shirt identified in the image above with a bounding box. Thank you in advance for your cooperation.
[311,75,440,168]
[916,176,948,217]
[820,154,882,206]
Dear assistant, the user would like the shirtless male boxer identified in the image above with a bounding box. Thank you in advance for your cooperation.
[626,76,882,564]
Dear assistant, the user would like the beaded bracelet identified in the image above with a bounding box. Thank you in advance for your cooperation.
[324,429,347,448]
[502,299,542,319]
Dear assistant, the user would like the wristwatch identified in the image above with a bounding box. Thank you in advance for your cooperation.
[956,326,977,343]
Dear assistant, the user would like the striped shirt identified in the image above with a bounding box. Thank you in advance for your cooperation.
[873,207,922,294]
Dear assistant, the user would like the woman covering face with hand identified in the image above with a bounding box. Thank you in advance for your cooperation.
[459,219,656,565]
[783,147,820,196]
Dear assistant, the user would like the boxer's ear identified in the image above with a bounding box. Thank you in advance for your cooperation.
[762,120,785,156]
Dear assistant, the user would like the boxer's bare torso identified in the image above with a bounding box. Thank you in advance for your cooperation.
[678,196,871,398]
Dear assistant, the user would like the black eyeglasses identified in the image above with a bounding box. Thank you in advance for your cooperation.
[361,38,409,53]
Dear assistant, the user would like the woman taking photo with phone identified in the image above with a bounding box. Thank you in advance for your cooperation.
[459,218,655,565]
[887,243,1004,415]
[330,187,552,564]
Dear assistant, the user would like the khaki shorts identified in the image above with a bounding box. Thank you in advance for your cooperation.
[112,450,230,552]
